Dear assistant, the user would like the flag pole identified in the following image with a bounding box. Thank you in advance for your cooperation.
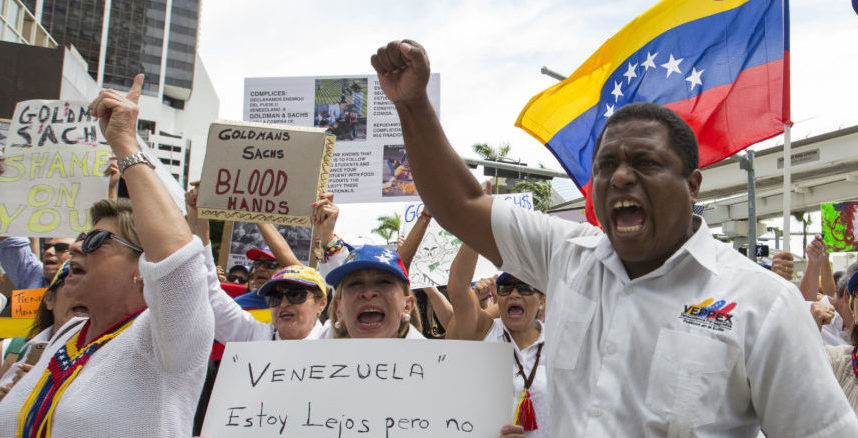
[782,123,791,253]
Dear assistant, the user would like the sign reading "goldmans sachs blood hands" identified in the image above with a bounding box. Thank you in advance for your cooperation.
[197,120,335,227]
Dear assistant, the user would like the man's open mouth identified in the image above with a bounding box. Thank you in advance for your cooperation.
[612,199,646,233]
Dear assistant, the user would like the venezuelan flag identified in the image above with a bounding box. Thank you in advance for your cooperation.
[517,0,789,223]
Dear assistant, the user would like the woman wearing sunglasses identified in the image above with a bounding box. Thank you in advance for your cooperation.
[324,245,424,339]
[207,264,329,342]
[0,74,214,438]
[445,244,548,438]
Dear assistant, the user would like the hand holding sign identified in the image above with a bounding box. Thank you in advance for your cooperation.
[89,73,144,157]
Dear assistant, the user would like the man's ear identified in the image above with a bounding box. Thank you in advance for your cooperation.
[687,169,702,203]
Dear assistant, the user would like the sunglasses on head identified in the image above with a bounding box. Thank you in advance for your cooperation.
[42,242,70,252]
[496,282,538,297]
[76,229,143,254]
[226,274,248,284]
[265,286,314,307]
[252,260,280,270]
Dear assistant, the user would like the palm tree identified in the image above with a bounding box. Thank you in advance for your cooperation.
[472,142,511,192]
[511,179,554,212]
[372,213,401,245]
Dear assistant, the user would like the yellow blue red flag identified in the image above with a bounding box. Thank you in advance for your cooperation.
[517,0,789,224]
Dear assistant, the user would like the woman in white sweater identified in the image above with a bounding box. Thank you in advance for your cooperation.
[445,243,549,438]
[0,74,213,437]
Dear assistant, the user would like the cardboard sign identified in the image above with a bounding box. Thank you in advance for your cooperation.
[11,288,47,319]
[244,74,441,204]
[202,339,512,438]
[821,201,858,252]
[0,118,9,152]
[401,193,534,288]
[0,101,112,237]
[197,121,335,227]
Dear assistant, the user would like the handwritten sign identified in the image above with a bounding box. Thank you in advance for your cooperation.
[11,288,46,318]
[401,193,534,288]
[0,100,111,237]
[821,201,858,252]
[0,119,9,152]
[197,120,335,227]
[202,339,512,438]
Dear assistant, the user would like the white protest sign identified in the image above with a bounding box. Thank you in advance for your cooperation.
[244,74,441,204]
[202,339,512,438]
[197,120,335,227]
[401,193,535,289]
[1,101,111,237]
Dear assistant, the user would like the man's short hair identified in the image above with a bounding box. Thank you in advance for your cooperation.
[594,102,699,177]
[837,262,858,299]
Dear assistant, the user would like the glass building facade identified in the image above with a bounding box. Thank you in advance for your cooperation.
[36,0,199,98]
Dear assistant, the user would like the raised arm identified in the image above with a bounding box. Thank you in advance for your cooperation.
[398,208,431,271]
[445,243,493,340]
[257,222,301,268]
[372,40,499,265]
[421,286,452,330]
[90,74,191,262]
[799,236,825,301]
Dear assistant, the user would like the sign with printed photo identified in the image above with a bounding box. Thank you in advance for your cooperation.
[821,201,858,252]
[226,221,313,268]
[244,74,440,203]
[201,339,512,438]
[197,120,335,227]
[0,100,112,237]
[401,193,535,289]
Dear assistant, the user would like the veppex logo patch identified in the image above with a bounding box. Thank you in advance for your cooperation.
[679,298,736,332]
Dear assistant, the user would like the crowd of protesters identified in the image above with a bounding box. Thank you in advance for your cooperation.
[0,40,856,437]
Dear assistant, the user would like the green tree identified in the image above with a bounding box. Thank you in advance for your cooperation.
[472,142,511,192]
[511,179,553,212]
[372,213,401,245]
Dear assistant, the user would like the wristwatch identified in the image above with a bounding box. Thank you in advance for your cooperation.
[118,152,155,175]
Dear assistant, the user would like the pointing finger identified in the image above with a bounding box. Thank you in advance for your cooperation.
[127,73,145,103]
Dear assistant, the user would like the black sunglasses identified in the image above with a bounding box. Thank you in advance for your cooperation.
[253,260,280,270]
[496,282,538,297]
[76,229,143,254]
[266,287,313,307]
[226,274,248,284]
[42,242,70,252]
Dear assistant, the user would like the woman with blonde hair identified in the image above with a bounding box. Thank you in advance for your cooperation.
[325,245,423,339]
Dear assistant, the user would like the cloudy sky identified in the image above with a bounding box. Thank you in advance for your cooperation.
[197,0,858,244]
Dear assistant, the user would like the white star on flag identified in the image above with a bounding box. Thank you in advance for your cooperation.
[611,81,623,102]
[623,62,638,84]
[376,250,395,263]
[661,54,683,78]
[685,67,704,90]
[604,103,615,118]
[641,51,658,70]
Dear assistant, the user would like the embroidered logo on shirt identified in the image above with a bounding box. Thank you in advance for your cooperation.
[679,298,736,331]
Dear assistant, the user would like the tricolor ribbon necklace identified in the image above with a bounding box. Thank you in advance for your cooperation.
[503,331,543,431]
[18,309,144,438]
[851,345,858,381]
